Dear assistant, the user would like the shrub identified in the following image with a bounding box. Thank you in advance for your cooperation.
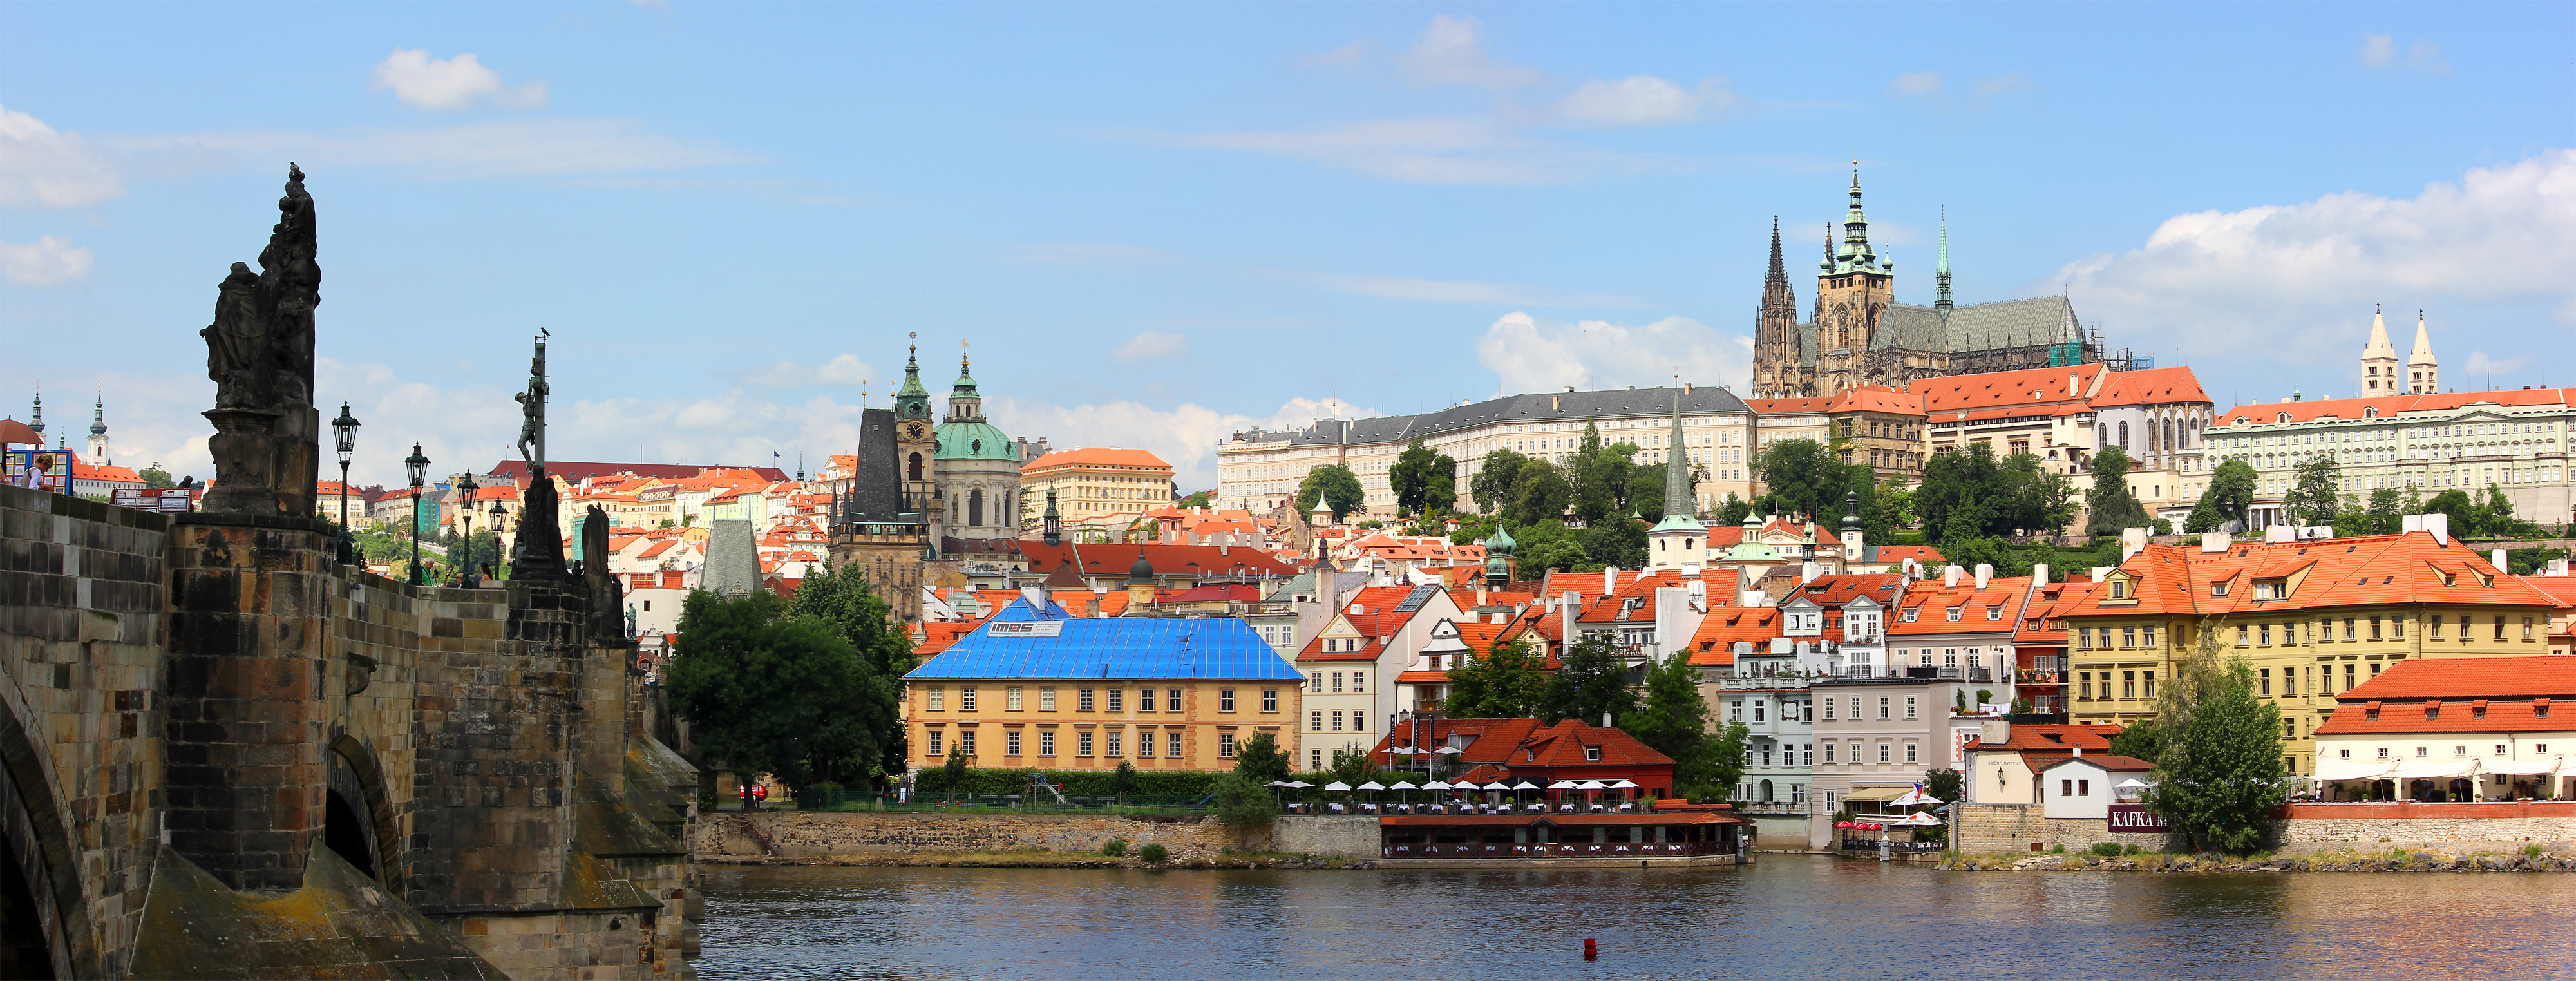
[2049,843,2066,854]
[1138,843,1169,863]
[2123,843,2144,856]
[1101,838,1128,857]
[2089,842,2123,857]
[2526,844,2546,859]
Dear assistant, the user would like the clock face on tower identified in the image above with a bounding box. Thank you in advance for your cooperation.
[902,419,931,441]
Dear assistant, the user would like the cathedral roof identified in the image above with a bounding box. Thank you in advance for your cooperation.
[1791,294,2082,368]
[934,420,1018,461]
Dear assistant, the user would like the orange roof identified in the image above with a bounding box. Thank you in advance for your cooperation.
[1914,363,2107,416]
[1962,723,2123,754]
[2065,531,2557,621]
[1869,545,1944,567]
[1831,385,1924,415]
[1576,570,1722,624]
[2314,656,2576,735]
[1744,396,1839,415]
[1890,575,2034,636]
[1022,447,1172,472]
[1687,607,1781,665]
[2016,578,2103,643]
[2089,366,2210,408]
[2211,386,2576,430]
[2515,576,2576,610]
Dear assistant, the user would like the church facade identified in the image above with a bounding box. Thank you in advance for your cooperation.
[1750,169,2100,399]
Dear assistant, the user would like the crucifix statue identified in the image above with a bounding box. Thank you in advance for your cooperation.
[515,330,549,470]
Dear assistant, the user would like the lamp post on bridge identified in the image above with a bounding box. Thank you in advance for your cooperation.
[457,471,480,589]
[487,495,509,585]
[332,402,359,565]
[405,443,429,585]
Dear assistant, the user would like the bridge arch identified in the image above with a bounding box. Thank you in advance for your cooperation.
[326,733,400,890]
[0,681,95,978]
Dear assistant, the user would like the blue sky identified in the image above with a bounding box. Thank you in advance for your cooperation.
[2,3,2570,489]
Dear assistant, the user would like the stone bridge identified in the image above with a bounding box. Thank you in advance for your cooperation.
[0,483,699,978]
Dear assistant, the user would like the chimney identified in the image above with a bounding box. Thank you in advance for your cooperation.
[2201,531,2228,553]
[2032,563,2050,585]
[1601,712,1611,729]
[1943,565,1962,587]
[2121,527,2148,559]
[2492,549,2507,571]
[1605,567,1619,594]
[1980,718,2009,747]
[1561,591,1578,651]
[2264,525,2293,544]
[2090,566,2110,583]
[1974,563,1993,590]
[2072,746,2083,757]
[1802,560,1821,584]
[1021,584,1050,611]
[1349,602,1363,615]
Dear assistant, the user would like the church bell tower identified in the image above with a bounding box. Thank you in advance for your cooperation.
[1813,162,1894,394]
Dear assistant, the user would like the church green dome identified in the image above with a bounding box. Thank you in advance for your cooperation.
[934,420,1017,461]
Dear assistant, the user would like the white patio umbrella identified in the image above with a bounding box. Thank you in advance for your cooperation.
[1421,779,1450,790]
[1388,780,1417,805]
[1323,781,1352,792]
[1356,781,1386,790]
[1609,779,1639,788]
[1265,780,1291,787]
[1284,780,1314,788]
[1576,779,1607,790]
[1890,811,1944,827]
[2114,778,2150,790]
[1888,787,1944,808]
[1546,780,1580,789]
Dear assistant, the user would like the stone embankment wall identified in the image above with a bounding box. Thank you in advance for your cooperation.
[1954,801,2576,855]
[705,812,1381,862]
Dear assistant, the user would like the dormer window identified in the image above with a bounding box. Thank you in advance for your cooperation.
[1946,607,1962,622]
[1585,747,1602,762]
[2252,580,2286,600]
[2109,580,2130,600]
[2211,580,2230,597]
[1900,608,1918,622]
[1987,606,2002,620]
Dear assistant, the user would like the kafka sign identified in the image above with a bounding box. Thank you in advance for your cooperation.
[988,621,1063,638]
[2107,804,2169,833]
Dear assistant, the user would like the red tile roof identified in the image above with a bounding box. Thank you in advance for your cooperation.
[1018,541,1297,579]
[2067,531,2557,620]
[1891,576,2034,636]
[2211,387,2576,430]
[1022,447,1172,471]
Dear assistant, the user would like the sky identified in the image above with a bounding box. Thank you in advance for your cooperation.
[2,3,2571,491]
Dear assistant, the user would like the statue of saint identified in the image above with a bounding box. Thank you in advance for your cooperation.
[201,164,318,411]
[514,332,549,467]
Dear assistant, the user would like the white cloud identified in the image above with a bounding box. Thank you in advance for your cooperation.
[743,354,876,387]
[113,118,752,179]
[989,395,1376,491]
[1403,15,1543,90]
[2360,33,2448,73]
[0,235,93,286]
[1888,72,1942,97]
[369,49,549,111]
[1007,242,1177,265]
[1473,312,1751,398]
[1548,75,1739,127]
[1302,40,1368,70]
[0,102,122,207]
[2052,149,2576,365]
[1108,332,1189,363]
[2463,350,2531,381]
[1279,269,1647,307]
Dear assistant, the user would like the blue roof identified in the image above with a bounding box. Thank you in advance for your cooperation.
[905,599,1303,681]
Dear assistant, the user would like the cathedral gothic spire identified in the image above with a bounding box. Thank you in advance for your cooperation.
[1935,206,1954,318]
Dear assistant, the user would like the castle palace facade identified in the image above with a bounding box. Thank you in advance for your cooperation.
[1750,169,2100,399]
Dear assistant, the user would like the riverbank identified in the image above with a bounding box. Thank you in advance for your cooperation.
[703,848,1373,870]
[698,810,1382,864]
[1940,846,2576,873]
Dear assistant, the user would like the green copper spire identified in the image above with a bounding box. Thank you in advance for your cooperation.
[952,340,979,398]
[893,332,932,420]
[1935,206,1954,317]
[1833,158,1880,274]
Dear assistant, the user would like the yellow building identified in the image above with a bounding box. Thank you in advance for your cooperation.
[904,593,1302,773]
[2062,526,2560,779]
[1020,448,1175,529]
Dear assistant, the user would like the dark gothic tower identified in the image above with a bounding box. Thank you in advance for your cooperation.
[1753,216,1800,397]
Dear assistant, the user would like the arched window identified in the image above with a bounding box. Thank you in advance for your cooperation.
[969,489,985,526]
[2118,421,2130,448]
[907,452,923,481]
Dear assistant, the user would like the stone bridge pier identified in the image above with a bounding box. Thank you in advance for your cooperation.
[0,484,701,979]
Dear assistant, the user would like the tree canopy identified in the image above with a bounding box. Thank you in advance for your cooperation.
[1443,636,1552,718]
[786,558,914,777]
[2186,459,2258,533]
[1754,438,1845,521]
[2141,622,2287,854]
[1231,731,1290,785]
[1470,448,1531,514]
[1506,459,1572,527]
[2280,453,2342,528]
[1567,423,1643,525]
[1389,439,1443,516]
[2084,445,2152,537]
[1296,464,1367,522]
[1510,519,1589,573]
[1617,649,1745,799]
[1540,633,1637,725]
[667,589,896,789]
[139,463,175,489]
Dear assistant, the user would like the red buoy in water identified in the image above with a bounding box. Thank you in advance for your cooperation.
[1584,938,1598,960]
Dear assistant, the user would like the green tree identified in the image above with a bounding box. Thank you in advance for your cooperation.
[2003,455,2081,537]
[1389,439,1440,516]
[2476,482,2523,538]
[1924,768,1963,805]
[1231,732,1289,785]
[1712,493,1751,526]
[2423,488,2477,537]
[1703,721,1750,803]
[1114,760,1140,798]
[2143,622,2287,854]
[1470,448,1531,514]
[2085,446,2152,537]
[1296,464,1366,522]
[1627,463,1669,522]
[1877,475,1917,529]
[1325,746,1377,788]
[2330,493,2371,538]
[1755,438,1846,520]
[1423,454,1459,517]
[1540,633,1637,725]
[2280,453,2342,528]
[2363,487,2404,535]
[1177,490,1213,508]
[924,741,974,803]
[1618,649,1738,797]
[1443,636,1552,718]
[1567,423,1640,525]
[1507,459,1573,527]
[1209,772,1276,835]
[139,463,175,489]
[1511,519,1589,573]
[786,558,914,780]
[2106,720,2161,762]
[667,589,891,790]
[1917,444,2002,539]
[2188,459,2258,533]
[1581,517,1647,570]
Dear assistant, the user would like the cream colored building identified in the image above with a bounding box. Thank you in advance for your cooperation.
[1021,448,1175,529]
[1217,385,1759,520]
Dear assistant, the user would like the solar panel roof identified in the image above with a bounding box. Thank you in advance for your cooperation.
[905,598,1304,681]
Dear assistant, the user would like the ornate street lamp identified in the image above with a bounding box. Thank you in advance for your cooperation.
[488,496,509,583]
[404,443,429,585]
[457,471,480,589]
[331,402,359,564]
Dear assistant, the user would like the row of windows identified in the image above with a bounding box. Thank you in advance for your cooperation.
[2338,742,2549,761]
[1307,710,1369,732]
[2076,626,2158,649]
[923,727,1227,759]
[1817,739,1918,765]
[2259,662,2387,698]
[1307,671,1367,692]
[1817,696,1917,721]
[2075,671,2157,701]
[921,686,1278,714]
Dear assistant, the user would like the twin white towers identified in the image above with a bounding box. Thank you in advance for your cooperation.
[2358,305,2439,396]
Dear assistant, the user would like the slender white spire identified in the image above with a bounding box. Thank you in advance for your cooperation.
[2360,303,2399,394]
[2406,309,2438,394]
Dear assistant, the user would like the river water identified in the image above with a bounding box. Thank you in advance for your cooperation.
[697,858,2576,980]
